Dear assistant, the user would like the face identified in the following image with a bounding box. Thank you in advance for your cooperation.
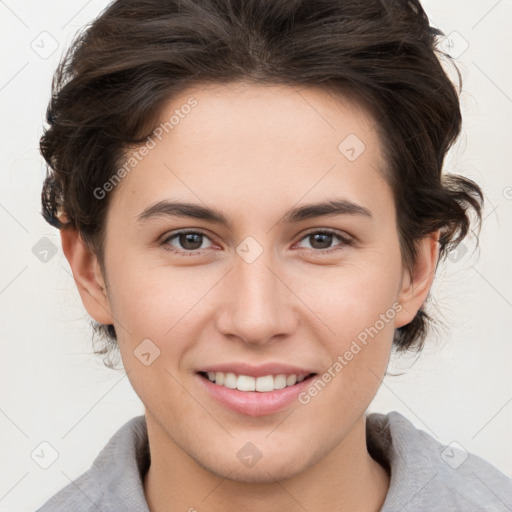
[71,81,433,483]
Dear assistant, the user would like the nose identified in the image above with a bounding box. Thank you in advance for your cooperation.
[216,248,299,347]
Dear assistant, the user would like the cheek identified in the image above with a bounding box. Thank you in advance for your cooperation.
[299,251,401,396]
[106,253,205,337]
[303,254,402,338]
[107,262,201,413]
[299,266,397,414]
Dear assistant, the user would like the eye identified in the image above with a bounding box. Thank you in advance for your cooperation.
[161,230,215,254]
[161,228,352,256]
[294,229,352,254]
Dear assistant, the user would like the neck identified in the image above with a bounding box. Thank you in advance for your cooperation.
[143,411,390,512]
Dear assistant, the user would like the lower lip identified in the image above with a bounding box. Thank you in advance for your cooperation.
[196,372,317,417]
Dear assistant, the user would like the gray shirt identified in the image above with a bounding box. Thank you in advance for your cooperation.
[35,411,512,511]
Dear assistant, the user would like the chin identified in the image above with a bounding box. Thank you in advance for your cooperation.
[200,452,311,484]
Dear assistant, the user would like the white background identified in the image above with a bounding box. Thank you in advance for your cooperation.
[1,0,511,510]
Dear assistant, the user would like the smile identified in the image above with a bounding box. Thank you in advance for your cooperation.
[199,371,315,392]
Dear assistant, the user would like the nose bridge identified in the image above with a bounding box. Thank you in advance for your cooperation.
[218,237,297,345]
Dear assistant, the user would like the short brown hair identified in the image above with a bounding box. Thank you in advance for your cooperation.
[40,0,483,366]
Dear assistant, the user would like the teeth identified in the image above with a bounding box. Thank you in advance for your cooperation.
[203,372,310,392]
[224,372,237,389]
[287,374,297,386]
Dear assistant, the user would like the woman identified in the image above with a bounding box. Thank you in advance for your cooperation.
[36,0,512,510]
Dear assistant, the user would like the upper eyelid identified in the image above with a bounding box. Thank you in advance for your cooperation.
[162,228,352,250]
[162,228,212,243]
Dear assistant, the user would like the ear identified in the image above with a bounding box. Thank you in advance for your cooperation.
[60,227,114,325]
[394,230,440,329]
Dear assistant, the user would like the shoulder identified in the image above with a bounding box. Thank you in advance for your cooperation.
[34,415,150,512]
[366,410,512,512]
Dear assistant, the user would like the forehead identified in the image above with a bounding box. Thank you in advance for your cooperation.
[156,81,380,160]
[107,81,391,228]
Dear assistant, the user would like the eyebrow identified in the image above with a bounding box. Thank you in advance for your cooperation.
[135,198,372,228]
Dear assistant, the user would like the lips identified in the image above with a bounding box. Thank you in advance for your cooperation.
[195,371,318,416]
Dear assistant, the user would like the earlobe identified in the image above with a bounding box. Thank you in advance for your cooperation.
[394,231,440,329]
[60,228,114,325]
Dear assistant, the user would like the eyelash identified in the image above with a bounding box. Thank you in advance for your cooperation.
[160,228,353,256]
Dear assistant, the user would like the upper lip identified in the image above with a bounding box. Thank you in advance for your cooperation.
[196,362,317,378]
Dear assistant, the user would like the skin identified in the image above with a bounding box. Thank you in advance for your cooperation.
[61,81,439,512]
